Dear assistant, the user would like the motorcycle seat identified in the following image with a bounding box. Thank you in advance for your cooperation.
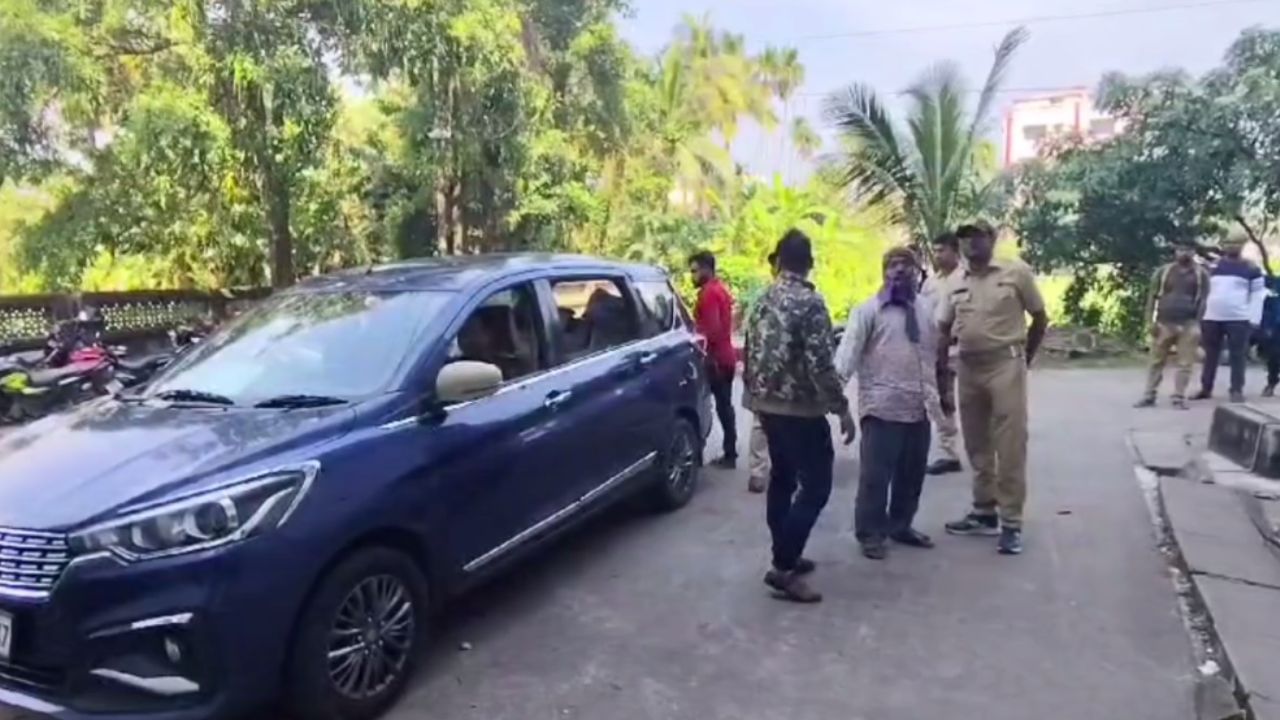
[26,361,103,387]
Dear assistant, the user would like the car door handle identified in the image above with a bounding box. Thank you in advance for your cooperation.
[637,351,658,368]
[544,390,573,410]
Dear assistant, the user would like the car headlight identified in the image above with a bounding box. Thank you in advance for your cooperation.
[69,462,319,562]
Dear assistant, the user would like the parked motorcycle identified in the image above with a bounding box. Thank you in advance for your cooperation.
[0,308,115,423]
[109,320,213,388]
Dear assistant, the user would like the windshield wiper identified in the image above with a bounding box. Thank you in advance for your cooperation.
[152,389,236,406]
[253,394,348,409]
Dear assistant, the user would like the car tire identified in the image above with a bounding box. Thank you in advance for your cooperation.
[648,416,701,512]
[284,546,430,720]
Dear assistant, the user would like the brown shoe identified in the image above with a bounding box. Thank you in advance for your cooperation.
[763,569,823,603]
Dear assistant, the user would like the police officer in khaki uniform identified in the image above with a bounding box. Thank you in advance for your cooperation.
[937,222,1048,556]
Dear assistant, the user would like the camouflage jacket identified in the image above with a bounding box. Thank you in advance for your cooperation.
[742,272,849,418]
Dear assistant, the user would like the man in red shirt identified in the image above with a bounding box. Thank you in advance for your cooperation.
[691,251,738,468]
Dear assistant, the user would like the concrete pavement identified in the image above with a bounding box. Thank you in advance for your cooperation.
[386,367,1197,720]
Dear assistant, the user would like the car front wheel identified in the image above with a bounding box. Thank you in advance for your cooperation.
[285,546,429,720]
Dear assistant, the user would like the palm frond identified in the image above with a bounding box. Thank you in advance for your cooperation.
[823,83,916,222]
[968,26,1029,142]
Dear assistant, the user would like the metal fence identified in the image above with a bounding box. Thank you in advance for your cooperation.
[0,289,271,352]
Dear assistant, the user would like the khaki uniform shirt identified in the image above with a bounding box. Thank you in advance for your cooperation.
[921,268,961,359]
[940,259,1045,355]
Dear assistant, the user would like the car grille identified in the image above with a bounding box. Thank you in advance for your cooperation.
[0,657,65,693]
[0,529,70,596]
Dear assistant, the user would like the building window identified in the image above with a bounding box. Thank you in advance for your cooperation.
[1089,118,1116,137]
[1022,124,1046,141]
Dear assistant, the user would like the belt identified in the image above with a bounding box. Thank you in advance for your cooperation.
[958,343,1024,362]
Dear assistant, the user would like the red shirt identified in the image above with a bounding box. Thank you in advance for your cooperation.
[694,278,736,372]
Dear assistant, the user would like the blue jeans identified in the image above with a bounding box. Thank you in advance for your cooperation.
[760,413,834,571]
[854,416,931,542]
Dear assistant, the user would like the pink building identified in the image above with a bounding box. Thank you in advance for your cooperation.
[1002,89,1122,167]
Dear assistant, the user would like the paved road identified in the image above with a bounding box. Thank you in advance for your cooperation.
[388,368,1197,720]
[0,368,1203,719]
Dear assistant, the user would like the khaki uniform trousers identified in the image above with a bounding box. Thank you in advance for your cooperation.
[1142,320,1200,401]
[958,347,1028,528]
[748,414,770,491]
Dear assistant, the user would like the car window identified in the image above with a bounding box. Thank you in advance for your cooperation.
[148,290,451,402]
[550,278,642,361]
[636,280,678,337]
[445,284,544,383]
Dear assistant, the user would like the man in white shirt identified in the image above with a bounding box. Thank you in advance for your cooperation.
[1194,230,1266,404]
[919,233,963,475]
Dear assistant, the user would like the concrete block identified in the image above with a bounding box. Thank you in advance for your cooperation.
[1197,576,1280,707]
[1162,479,1280,588]
[1208,405,1280,479]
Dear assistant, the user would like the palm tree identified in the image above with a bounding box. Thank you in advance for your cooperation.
[824,26,1028,252]
[790,117,822,160]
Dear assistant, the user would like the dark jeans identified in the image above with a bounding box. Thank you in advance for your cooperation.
[708,365,737,459]
[1264,332,1280,387]
[760,413,834,572]
[855,416,931,543]
[1200,320,1252,395]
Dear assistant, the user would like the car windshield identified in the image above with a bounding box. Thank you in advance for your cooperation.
[145,290,451,404]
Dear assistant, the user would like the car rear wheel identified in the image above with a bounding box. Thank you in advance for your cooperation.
[648,417,700,512]
[285,546,429,720]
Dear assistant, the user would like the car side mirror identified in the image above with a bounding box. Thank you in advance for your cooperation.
[436,361,504,404]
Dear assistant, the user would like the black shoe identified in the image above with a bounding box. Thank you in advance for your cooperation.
[1172,396,1189,410]
[1191,390,1212,401]
[711,455,737,469]
[945,512,1000,536]
[860,540,888,560]
[793,558,816,575]
[997,527,1023,555]
[1230,391,1246,404]
[889,528,935,548]
[1265,384,1277,398]
[1133,397,1156,408]
[763,570,823,603]
[926,458,963,475]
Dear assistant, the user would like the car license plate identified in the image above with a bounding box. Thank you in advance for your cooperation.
[0,610,12,661]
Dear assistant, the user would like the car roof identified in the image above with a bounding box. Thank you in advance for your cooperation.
[293,253,669,293]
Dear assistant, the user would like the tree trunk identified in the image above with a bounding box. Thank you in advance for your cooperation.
[1237,215,1273,276]
[264,160,294,288]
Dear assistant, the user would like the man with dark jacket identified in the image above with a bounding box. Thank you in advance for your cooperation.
[1135,239,1210,409]
[743,230,856,603]
[691,251,738,468]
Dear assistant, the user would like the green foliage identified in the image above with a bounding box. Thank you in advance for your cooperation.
[0,3,895,316]
[1013,27,1280,334]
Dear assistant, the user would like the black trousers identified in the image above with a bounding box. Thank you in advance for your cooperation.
[854,416,931,542]
[760,413,834,572]
[1200,320,1252,395]
[708,365,737,459]
[1267,334,1280,387]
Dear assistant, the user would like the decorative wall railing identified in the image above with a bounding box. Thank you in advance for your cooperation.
[0,289,271,352]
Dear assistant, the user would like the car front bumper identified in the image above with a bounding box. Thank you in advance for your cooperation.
[0,538,312,720]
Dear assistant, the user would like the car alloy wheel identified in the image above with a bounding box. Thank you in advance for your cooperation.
[327,574,417,700]
[666,423,697,499]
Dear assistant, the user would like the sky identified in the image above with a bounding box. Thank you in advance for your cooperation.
[617,0,1280,180]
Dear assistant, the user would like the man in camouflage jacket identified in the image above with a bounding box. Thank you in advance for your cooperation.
[743,229,856,604]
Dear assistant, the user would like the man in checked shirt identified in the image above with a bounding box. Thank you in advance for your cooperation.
[835,246,940,561]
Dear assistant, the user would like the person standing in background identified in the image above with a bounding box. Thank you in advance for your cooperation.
[1261,272,1280,397]
[836,247,939,560]
[1135,239,1209,409]
[940,222,1048,557]
[743,251,779,493]
[1194,230,1265,404]
[919,232,964,475]
[690,251,738,467]
[744,230,856,603]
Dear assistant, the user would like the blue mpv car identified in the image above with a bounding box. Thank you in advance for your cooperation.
[0,255,710,720]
